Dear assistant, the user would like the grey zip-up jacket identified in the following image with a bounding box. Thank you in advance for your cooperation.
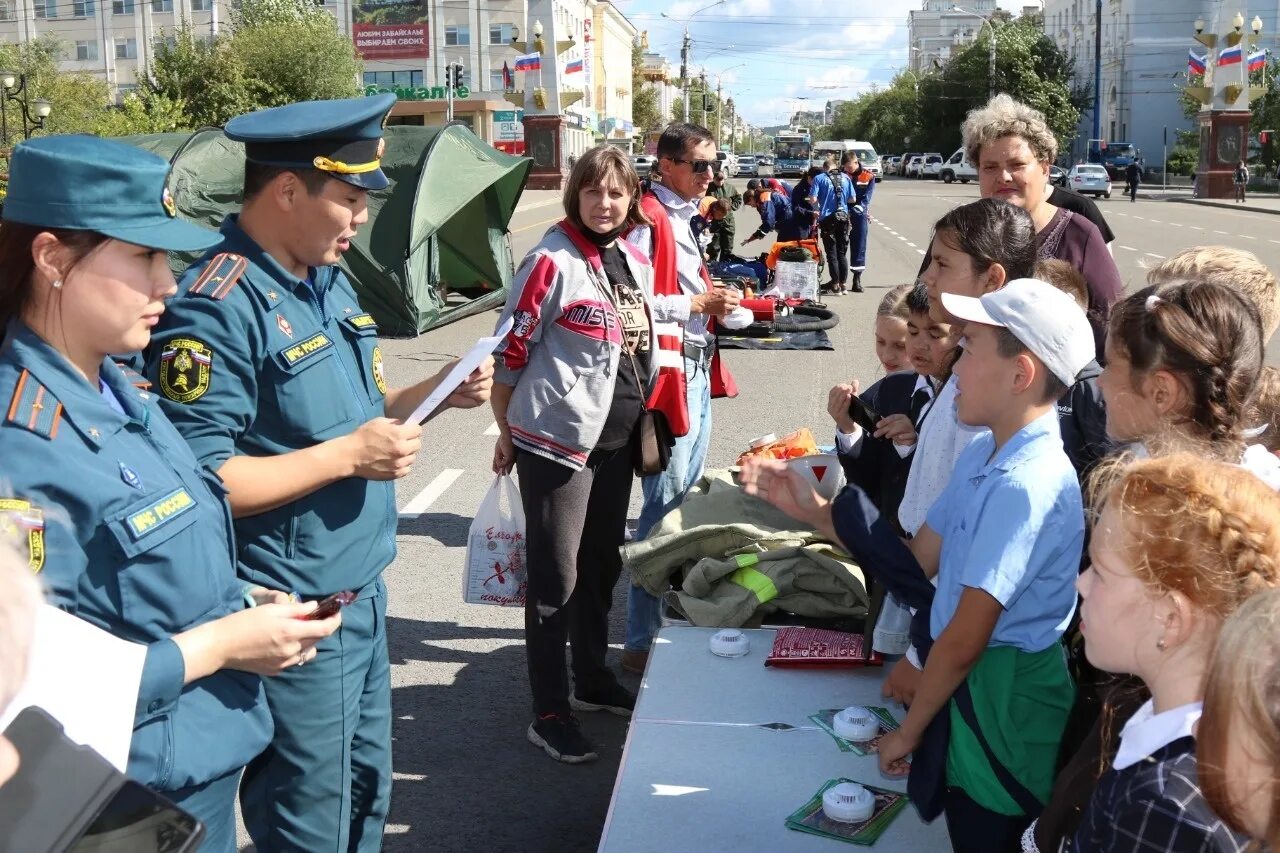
[494,221,661,470]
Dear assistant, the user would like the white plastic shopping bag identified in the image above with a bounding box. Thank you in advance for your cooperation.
[464,474,527,607]
[772,260,819,300]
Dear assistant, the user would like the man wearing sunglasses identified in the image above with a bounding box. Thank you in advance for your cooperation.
[622,123,741,675]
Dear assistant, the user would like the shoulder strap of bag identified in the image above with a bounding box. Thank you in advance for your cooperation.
[952,682,1045,817]
[831,171,845,208]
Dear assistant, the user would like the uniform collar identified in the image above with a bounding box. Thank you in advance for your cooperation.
[1113,699,1202,770]
[650,181,697,214]
[2,321,157,447]
[217,214,335,299]
[974,409,1061,480]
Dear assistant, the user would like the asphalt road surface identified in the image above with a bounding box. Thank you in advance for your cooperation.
[237,178,1280,852]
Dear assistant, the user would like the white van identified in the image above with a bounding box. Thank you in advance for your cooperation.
[938,147,977,184]
[809,140,882,181]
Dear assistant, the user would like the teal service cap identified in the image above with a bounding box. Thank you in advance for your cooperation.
[224,93,397,191]
[2,134,223,253]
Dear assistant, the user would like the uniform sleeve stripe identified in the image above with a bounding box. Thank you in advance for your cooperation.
[6,369,27,422]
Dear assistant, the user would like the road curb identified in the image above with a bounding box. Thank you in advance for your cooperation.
[1169,197,1280,217]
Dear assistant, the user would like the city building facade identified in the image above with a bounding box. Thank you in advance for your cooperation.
[907,0,996,72]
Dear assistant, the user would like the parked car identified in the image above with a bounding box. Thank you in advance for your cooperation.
[736,155,758,177]
[904,155,924,177]
[715,151,737,177]
[920,153,945,179]
[938,148,976,184]
[899,153,921,176]
[1049,165,1068,187]
[757,155,774,167]
[631,154,654,178]
[1067,164,1112,198]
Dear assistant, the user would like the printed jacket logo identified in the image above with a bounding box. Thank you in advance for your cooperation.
[556,299,622,345]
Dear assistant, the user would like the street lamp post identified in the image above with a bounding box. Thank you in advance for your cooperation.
[1186,11,1265,198]
[0,71,52,146]
[713,63,745,146]
[953,5,996,99]
[661,0,726,123]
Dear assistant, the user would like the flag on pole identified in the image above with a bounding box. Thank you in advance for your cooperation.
[565,58,584,74]
[1248,49,1267,73]
[1188,50,1207,74]
[514,52,541,71]
[1218,45,1243,67]
[502,62,513,90]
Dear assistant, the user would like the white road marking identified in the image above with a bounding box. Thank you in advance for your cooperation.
[1187,226,1203,231]
[484,421,501,436]
[1214,230,1229,235]
[917,249,926,255]
[1270,239,1280,245]
[1147,219,1163,224]
[399,469,464,516]
[1144,252,1165,259]
[1118,245,1137,251]
[1243,234,1257,239]
[907,242,918,248]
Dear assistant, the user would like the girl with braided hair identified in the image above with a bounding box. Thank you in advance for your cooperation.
[1066,453,1280,851]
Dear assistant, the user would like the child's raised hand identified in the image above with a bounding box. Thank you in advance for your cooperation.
[739,457,828,527]
[827,381,860,434]
[874,414,918,446]
[877,728,917,777]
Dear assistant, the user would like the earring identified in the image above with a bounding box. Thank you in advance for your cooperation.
[51,279,62,289]
[1156,638,1167,651]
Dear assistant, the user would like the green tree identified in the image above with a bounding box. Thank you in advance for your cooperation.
[829,75,922,153]
[631,43,662,137]
[670,79,718,130]
[0,36,114,143]
[148,26,253,128]
[92,92,189,137]
[230,0,362,108]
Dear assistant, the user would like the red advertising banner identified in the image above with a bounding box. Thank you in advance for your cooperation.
[353,23,430,60]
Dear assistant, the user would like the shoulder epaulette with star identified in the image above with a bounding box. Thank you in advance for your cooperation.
[188,252,248,301]
[5,370,62,439]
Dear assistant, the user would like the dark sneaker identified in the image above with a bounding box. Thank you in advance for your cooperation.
[620,649,648,675]
[851,272,864,293]
[570,682,637,717]
[527,714,598,764]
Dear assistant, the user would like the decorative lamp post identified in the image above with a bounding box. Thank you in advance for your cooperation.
[1186,10,1264,198]
[515,4,580,189]
[0,72,51,146]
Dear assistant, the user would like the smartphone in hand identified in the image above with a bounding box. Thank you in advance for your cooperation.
[847,394,882,434]
[306,591,355,621]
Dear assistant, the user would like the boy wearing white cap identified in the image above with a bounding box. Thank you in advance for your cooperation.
[741,278,1095,852]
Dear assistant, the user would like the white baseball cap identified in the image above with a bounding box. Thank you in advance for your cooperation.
[941,278,1094,386]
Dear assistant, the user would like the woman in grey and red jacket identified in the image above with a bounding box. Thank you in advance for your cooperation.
[490,146,675,765]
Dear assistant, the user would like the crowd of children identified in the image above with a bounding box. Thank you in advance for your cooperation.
[736,191,1280,852]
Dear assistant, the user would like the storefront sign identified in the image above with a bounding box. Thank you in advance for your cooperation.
[365,85,471,101]
[494,110,525,142]
[353,24,429,60]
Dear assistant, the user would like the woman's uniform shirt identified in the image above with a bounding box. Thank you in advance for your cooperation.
[0,322,272,791]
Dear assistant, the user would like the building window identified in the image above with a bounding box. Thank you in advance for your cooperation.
[74,39,98,60]
[112,0,133,13]
[33,0,54,18]
[72,0,93,14]
[488,23,513,44]
[0,0,13,19]
[151,0,171,10]
[191,0,210,9]
[115,37,138,59]
[445,25,470,46]
[489,70,504,91]
[362,70,423,88]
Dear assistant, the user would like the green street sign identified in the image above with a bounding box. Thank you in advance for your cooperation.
[365,84,471,101]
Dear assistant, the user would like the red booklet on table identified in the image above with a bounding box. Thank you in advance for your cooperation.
[764,627,884,668]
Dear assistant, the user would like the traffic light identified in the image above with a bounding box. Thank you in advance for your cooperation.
[703,93,714,112]
[446,63,464,88]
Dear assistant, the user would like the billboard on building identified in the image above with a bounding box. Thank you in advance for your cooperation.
[352,0,429,60]
[494,109,525,156]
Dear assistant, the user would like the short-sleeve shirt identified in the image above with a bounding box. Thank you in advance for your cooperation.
[925,410,1084,653]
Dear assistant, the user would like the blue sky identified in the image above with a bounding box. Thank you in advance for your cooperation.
[613,0,1025,128]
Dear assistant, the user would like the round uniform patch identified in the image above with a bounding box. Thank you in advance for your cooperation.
[0,498,46,573]
[159,337,213,403]
[372,345,387,395]
[162,186,177,218]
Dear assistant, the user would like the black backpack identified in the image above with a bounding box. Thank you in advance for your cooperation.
[830,171,849,222]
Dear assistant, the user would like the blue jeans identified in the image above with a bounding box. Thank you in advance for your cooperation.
[624,356,713,652]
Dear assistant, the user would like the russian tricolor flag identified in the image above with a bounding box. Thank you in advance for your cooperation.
[1249,49,1267,73]
[1188,50,1206,74]
[1219,45,1243,67]
[514,52,541,71]
[565,58,584,74]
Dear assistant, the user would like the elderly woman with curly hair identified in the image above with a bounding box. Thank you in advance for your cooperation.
[962,94,1124,356]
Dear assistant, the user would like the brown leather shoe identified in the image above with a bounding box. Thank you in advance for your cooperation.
[620,649,649,675]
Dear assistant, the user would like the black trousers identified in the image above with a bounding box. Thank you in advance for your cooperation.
[517,443,635,716]
[942,786,1032,853]
[820,216,850,284]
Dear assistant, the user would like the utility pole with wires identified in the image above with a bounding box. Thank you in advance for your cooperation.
[680,29,690,122]
[716,75,722,143]
[699,70,708,127]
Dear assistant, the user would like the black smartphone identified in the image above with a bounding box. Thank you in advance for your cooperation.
[306,590,355,620]
[0,706,204,853]
[847,394,882,434]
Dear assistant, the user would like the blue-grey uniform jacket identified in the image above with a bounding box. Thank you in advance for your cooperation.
[144,216,394,598]
[0,322,272,791]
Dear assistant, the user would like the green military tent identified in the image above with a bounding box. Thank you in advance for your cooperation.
[127,124,530,336]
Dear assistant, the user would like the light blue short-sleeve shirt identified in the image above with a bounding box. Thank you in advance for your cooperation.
[925,410,1084,653]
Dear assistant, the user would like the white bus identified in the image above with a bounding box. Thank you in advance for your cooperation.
[809,139,882,181]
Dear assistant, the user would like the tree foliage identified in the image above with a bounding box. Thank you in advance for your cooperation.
[631,43,662,138]
[829,16,1083,159]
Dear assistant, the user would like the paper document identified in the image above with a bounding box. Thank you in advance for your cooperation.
[0,605,146,771]
[408,316,512,425]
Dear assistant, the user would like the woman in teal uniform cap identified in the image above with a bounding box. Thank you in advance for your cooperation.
[0,134,343,851]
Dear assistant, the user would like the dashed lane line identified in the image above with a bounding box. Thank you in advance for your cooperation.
[484,421,501,436]
[399,469,464,517]
[1144,252,1165,259]
[1118,245,1137,251]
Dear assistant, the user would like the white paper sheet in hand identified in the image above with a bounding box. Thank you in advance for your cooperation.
[0,605,146,771]
[408,315,513,425]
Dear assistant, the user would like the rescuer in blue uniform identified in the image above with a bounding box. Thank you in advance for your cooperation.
[143,96,493,852]
[843,151,876,293]
[0,135,341,852]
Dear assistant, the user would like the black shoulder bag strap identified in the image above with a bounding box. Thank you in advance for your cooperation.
[952,681,1045,817]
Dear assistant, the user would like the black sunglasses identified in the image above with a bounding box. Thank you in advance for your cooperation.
[669,157,716,173]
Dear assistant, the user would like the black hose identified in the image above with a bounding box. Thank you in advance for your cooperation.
[727,304,840,338]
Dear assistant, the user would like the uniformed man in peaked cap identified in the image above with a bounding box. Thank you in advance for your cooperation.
[145,95,493,852]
